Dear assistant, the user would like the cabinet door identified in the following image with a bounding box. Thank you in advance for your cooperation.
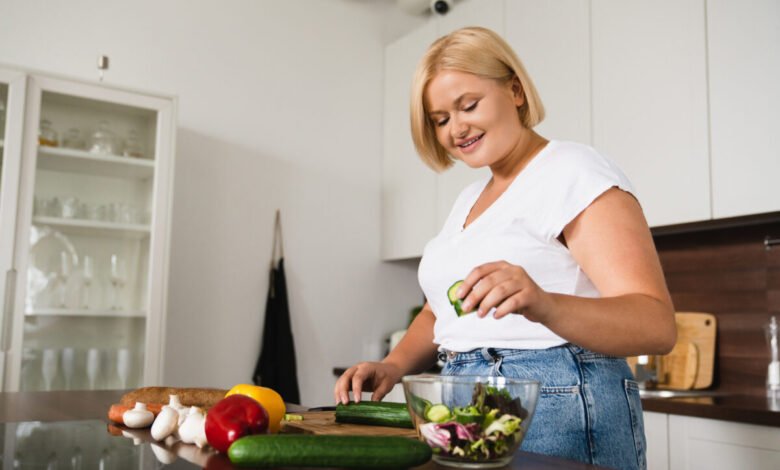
[0,68,27,390]
[381,21,439,260]
[668,415,780,469]
[708,0,780,218]
[644,411,670,470]
[592,0,710,227]
[505,0,591,146]
[434,0,501,229]
[5,75,175,391]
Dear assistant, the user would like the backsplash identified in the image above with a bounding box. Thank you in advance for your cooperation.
[653,219,780,396]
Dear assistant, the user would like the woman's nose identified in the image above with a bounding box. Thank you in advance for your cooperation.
[451,117,468,138]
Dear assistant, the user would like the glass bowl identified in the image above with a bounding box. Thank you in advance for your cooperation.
[402,374,539,468]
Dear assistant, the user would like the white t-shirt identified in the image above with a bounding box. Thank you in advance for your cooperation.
[417,140,636,352]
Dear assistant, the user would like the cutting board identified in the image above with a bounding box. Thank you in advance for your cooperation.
[280,411,417,438]
[627,312,716,389]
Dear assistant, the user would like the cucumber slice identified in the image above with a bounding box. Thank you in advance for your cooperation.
[453,405,482,424]
[425,404,452,423]
[447,280,475,316]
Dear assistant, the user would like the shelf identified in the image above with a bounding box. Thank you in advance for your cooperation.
[37,146,154,179]
[33,216,151,239]
[25,308,146,318]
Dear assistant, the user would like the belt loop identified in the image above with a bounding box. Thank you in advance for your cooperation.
[480,347,493,362]
[493,354,504,376]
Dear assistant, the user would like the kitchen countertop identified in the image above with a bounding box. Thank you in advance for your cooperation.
[640,392,780,427]
[0,389,610,469]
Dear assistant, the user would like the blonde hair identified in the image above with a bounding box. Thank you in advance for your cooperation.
[410,27,545,172]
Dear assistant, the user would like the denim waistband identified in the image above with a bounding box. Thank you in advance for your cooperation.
[438,344,620,365]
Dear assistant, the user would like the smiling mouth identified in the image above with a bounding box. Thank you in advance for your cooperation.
[458,134,484,148]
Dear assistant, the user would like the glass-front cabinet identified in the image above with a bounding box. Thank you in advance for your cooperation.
[0,67,176,392]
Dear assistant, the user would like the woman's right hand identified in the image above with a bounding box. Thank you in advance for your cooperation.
[334,361,403,404]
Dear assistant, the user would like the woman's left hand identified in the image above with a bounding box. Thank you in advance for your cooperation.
[457,261,554,321]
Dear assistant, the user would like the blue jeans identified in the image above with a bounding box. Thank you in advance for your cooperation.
[440,344,646,470]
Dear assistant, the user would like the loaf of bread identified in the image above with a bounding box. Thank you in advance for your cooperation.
[120,386,228,409]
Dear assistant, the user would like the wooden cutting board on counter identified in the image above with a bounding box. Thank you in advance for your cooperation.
[627,312,716,389]
[280,411,418,438]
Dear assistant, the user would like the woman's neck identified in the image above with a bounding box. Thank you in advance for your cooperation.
[489,129,548,188]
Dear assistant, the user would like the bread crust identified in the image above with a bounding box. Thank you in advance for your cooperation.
[120,387,228,408]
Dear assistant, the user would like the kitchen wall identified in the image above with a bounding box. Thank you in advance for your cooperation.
[0,0,428,405]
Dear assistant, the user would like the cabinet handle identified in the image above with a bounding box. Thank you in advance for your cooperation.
[765,236,780,251]
[1,269,16,352]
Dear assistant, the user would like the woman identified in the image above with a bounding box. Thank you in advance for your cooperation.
[334,26,675,470]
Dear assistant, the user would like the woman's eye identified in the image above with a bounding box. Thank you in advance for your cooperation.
[436,117,450,127]
[464,101,478,112]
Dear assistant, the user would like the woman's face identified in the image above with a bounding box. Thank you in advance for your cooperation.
[425,69,525,169]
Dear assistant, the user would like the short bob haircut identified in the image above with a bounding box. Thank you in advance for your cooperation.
[410,27,545,172]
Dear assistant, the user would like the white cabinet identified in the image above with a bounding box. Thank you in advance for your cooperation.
[0,70,176,391]
[707,0,780,219]
[644,411,670,470]
[591,0,710,228]
[381,20,439,260]
[668,415,780,470]
[505,0,591,147]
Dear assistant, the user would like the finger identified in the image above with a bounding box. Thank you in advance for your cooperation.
[334,368,356,404]
[371,377,394,402]
[459,262,506,298]
[463,268,512,314]
[351,370,369,403]
[476,279,518,317]
[494,291,528,319]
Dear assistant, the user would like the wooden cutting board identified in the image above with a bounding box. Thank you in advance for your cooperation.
[627,312,716,389]
[280,411,417,438]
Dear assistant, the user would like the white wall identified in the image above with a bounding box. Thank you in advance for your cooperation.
[0,0,427,405]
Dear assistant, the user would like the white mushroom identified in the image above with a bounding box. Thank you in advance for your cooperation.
[121,430,143,445]
[178,406,207,447]
[151,405,179,441]
[122,402,154,428]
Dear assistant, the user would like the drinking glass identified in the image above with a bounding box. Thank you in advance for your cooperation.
[62,347,75,390]
[42,348,58,391]
[57,251,71,308]
[86,348,100,390]
[81,256,93,309]
[117,348,132,389]
[62,127,86,150]
[109,255,126,310]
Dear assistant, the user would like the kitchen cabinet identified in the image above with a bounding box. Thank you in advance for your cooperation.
[668,414,780,469]
[591,0,710,228]
[644,411,670,470]
[0,70,176,392]
[707,0,780,219]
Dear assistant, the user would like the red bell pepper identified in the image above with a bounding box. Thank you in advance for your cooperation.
[205,394,270,453]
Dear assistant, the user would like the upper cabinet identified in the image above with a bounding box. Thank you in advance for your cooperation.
[591,0,710,227]
[505,0,591,146]
[382,21,439,260]
[707,0,780,219]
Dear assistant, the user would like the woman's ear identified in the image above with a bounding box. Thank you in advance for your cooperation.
[511,76,525,107]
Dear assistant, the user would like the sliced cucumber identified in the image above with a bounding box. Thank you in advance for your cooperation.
[425,403,452,423]
[447,280,475,317]
[453,405,482,424]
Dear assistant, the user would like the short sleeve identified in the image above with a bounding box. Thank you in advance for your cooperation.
[538,144,637,241]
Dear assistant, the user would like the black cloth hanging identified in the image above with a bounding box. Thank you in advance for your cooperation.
[253,210,300,404]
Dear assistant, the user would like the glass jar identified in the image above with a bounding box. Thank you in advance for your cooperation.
[62,128,86,150]
[38,119,59,147]
[88,120,116,155]
[122,130,144,158]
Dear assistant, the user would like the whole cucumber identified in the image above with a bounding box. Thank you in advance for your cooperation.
[335,401,414,428]
[228,434,431,468]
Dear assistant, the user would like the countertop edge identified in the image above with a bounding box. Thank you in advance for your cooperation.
[641,395,780,428]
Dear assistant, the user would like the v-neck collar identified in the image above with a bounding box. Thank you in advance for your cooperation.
[459,140,556,233]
